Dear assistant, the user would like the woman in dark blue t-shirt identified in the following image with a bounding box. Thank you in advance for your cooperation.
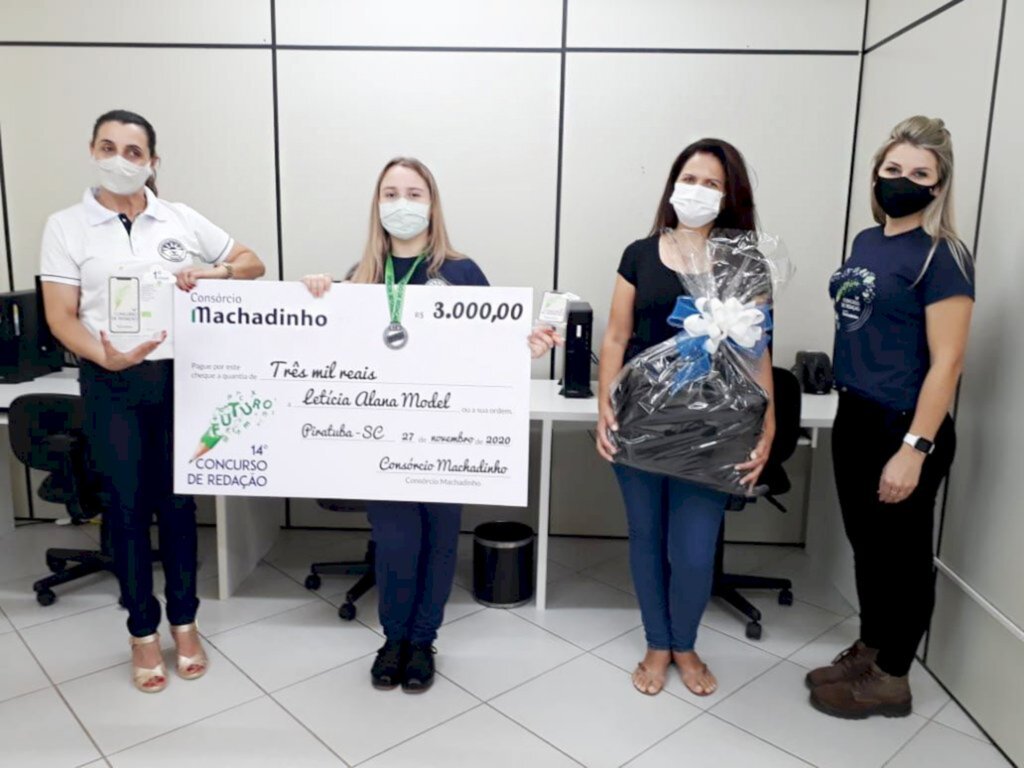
[302,158,558,694]
[809,117,974,719]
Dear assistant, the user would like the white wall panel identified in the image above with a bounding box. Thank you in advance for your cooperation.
[569,0,864,51]
[276,51,559,375]
[276,0,562,48]
[939,0,1024,643]
[865,0,953,48]
[0,0,270,44]
[559,52,858,370]
[928,572,1024,766]
[847,0,1001,255]
[0,168,9,292]
[0,47,279,289]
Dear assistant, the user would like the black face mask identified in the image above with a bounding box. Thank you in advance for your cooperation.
[874,176,937,219]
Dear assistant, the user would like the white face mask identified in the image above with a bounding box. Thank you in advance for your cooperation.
[670,182,723,228]
[93,155,153,196]
[379,198,430,240]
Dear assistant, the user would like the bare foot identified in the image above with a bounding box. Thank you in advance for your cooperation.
[673,650,717,696]
[632,649,671,695]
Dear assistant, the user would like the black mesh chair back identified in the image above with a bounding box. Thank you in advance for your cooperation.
[7,394,99,521]
[7,392,114,605]
[759,367,803,498]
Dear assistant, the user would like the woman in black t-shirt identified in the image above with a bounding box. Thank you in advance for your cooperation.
[808,117,974,720]
[597,139,776,698]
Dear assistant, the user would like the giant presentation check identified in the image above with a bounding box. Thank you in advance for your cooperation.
[173,281,532,506]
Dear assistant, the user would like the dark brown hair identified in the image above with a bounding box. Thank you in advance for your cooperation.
[91,109,159,195]
[650,138,756,235]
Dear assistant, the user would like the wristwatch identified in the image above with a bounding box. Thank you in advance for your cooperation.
[222,262,234,279]
[903,433,935,455]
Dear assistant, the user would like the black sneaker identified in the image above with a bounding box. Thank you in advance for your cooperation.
[402,644,436,693]
[371,639,406,690]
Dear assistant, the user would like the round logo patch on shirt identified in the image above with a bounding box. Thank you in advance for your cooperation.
[158,238,189,263]
[830,266,877,332]
[425,277,449,287]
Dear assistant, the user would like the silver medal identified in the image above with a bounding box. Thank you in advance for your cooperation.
[383,322,409,350]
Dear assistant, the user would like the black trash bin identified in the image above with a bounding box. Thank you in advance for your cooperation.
[473,521,535,608]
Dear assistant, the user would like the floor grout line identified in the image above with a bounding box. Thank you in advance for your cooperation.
[335,696,487,765]
[483,701,590,767]
[0,587,122,632]
[100,692,268,762]
[3,529,1008,767]
[264,694,354,767]
[344,699,487,766]
[613,710,703,767]
[704,710,820,767]
[880,714,933,767]
[4,619,108,764]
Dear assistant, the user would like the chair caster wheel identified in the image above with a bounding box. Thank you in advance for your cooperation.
[746,621,763,640]
[36,590,57,607]
[305,574,321,591]
[779,589,794,606]
[338,603,356,621]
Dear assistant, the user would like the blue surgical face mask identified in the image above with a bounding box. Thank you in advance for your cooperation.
[379,198,430,240]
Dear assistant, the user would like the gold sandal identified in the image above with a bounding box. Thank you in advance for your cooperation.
[129,633,168,693]
[170,623,208,680]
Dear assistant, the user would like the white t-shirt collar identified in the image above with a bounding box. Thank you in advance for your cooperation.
[82,186,170,226]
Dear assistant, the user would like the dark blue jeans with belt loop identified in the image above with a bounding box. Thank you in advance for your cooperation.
[80,359,199,638]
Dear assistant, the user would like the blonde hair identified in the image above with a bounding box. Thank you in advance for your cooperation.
[869,116,973,282]
[349,157,463,284]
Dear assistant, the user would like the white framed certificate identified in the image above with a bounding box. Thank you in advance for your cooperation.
[173,281,532,507]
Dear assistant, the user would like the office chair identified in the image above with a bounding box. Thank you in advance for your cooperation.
[303,499,376,621]
[712,366,802,640]
[7,393,111,606]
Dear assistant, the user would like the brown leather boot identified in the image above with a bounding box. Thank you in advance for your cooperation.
[810,662,912,719]
[805,640,878,689]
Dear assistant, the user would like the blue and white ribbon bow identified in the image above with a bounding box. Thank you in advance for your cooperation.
[665,296,772,389]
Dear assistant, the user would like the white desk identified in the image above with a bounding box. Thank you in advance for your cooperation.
[528,380,839,610]
[2,372,838,603]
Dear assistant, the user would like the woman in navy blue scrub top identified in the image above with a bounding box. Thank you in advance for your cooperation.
[303,157,559,692]
[40,110,265,693]
[808,117,974,719]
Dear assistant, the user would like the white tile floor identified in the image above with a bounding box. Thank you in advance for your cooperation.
[0,524,1013,768]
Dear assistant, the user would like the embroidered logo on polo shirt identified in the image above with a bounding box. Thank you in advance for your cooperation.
[830,266,876,332]
[158,238,189,263]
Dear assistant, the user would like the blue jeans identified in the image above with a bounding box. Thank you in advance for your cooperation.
[613,464,727,652]
[366,501,461,646]
[80,360,199,638]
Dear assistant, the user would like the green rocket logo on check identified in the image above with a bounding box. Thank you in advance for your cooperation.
[190,391,275,462]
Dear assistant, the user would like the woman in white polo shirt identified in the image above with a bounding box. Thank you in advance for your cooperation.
[39,109,265,693]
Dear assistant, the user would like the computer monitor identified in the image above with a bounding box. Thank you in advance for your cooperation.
[0,278,64,383]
